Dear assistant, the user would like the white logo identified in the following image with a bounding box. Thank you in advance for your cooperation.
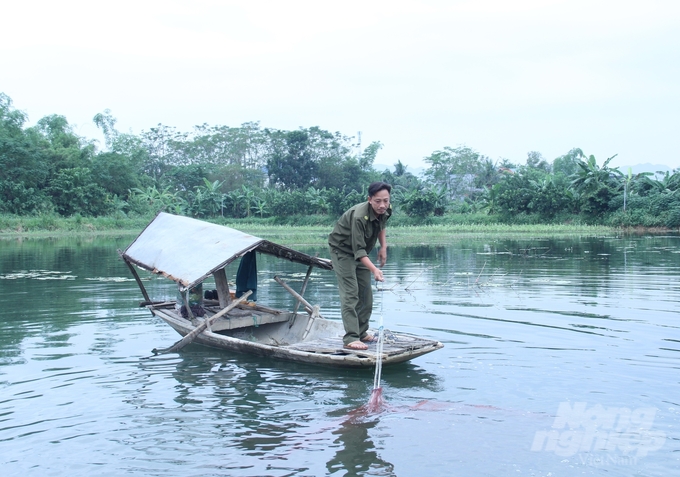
[531,402,666,458]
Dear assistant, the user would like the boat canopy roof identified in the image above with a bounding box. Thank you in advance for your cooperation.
[122,212,332,289]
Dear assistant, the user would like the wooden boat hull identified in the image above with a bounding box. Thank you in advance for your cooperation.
[123,213,444,368]
[150,306,443,368]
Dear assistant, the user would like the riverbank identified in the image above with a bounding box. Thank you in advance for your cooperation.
[0,213,638,246]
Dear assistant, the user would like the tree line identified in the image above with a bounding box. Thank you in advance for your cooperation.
[1,92,679,227]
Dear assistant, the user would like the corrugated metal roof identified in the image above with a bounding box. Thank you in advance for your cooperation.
[122,212,331,288]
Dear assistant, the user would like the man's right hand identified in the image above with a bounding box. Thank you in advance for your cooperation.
[360,256,384,281]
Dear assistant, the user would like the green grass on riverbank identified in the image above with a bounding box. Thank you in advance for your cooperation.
[232,222,622,245]
[0,214,151,237]
[0,213,629,246]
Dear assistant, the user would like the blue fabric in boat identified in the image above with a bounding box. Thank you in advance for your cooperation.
[236,251,257,301]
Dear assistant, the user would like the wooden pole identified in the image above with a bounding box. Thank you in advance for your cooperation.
[274,276,315,314]
[289,265,313,328]
[152,291,252,355]
[293,266,313,314]
[183,288,195,322]
[213,268,231,307]
[118,250,151,303]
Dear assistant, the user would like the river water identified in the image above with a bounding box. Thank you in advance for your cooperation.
[1,233,678,476]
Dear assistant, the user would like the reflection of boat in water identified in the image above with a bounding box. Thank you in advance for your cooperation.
[120,212,443,368]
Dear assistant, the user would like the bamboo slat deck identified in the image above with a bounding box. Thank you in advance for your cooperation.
[287,335,439,359]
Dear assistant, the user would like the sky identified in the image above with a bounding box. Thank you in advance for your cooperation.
[2,0,679,172]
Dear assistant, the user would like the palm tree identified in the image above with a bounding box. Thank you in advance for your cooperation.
[393,160,407,177]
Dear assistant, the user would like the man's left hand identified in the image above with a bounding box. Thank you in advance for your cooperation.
[377,248,387,267]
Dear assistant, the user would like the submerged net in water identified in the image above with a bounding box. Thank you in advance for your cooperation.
[366,387,385,413]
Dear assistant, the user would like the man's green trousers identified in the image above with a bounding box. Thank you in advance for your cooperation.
[330,248,373,345]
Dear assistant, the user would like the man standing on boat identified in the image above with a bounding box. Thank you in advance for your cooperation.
[328,181,392,350]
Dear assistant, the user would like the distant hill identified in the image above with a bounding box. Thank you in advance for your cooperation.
[374,162,674,179]
[618,163,673,176]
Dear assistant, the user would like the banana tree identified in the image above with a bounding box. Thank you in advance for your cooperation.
[305,187,330,214]
[237,185,257,217]
[570,154,623,216]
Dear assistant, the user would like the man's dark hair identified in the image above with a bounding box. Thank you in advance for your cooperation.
[368,181,392,197]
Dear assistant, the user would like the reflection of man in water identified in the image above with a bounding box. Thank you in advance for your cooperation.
[326,416,394,476]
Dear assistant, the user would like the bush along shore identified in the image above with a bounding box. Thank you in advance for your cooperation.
[3,92,680,233]
[0,212,652,247]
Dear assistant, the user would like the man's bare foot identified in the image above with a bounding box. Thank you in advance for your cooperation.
[361,334,377,342]
[344,341,368,350]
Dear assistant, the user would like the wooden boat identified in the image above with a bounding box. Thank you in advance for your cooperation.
[120,212,443,368]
